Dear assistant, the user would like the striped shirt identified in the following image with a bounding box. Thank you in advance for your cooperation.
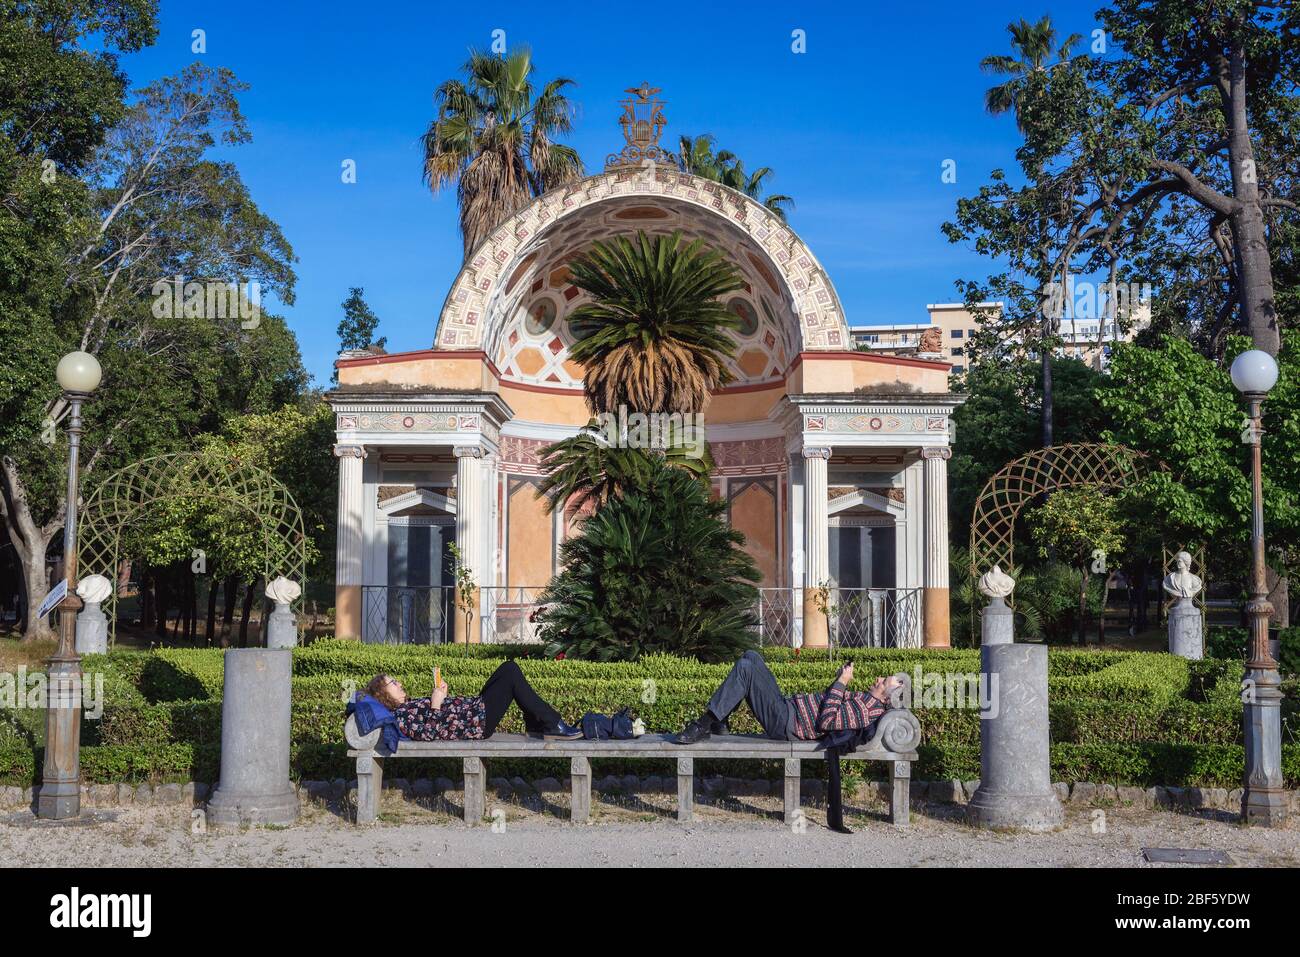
[788,682,887,741]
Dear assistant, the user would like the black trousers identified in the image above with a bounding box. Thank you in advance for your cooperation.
[480,659,562,735]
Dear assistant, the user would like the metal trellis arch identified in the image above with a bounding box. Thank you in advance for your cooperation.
[78,452,307,645]
[969,442,1154,583]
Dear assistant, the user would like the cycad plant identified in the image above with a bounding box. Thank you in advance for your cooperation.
[537,420,713,515]
[565,231,745,415]
[535,458,760,662]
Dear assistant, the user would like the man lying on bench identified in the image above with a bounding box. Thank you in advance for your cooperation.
[365,660,584,741]
[671,650,903,745]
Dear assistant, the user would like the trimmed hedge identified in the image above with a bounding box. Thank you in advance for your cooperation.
[4,640,1291,788]
[1207,625,1299,676]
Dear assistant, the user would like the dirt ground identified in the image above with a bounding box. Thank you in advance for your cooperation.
[3,788,1298,868]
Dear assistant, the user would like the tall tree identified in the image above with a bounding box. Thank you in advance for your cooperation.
[951,15,1083,446]
[334,286,384,383]
[421,47,584,259]
[0,62,297,639]
[980,15,1082,132]
[564,231,744,415]
[1017,0,1299,357]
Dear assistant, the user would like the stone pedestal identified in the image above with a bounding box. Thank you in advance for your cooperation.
[265,601,297,650]
[207,649,299,826]
[968,643,1063,832]
[1167,598,1203,660]
[981,596,1014,646]
[75,601,108,655]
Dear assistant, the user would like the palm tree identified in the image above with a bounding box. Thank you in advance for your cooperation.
[980,16,1082,132]
[421,47,585,258]
[676,134,794,221]
[565,231,745,414]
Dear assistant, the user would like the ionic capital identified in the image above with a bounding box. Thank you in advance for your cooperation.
[454,444,485,459]
[802,446,833,460]
[921,447,952,461]
[333,444,368,459]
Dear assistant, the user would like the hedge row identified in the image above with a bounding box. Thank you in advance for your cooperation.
[84,696,1259,752]
[4,742,1297,790]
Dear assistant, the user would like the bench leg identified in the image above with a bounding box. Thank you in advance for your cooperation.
[464,756,486,825]
[890,760,910,826]
[783,758,801,825]
[570,756,591,824]
[355,753,383,825]
[676,756,694,823]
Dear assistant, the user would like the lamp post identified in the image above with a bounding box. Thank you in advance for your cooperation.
[1230,348,1287,828]
[37,350,101,820]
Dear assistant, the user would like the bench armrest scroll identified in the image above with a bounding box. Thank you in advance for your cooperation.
[345,713,384,751]
[868,709,922,754]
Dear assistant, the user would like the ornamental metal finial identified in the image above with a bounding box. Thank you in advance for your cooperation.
[606,82,675,170]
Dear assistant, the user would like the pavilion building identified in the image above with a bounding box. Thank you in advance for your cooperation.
[328,87,964,648]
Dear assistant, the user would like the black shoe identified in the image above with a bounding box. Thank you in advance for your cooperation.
[673,716,714,745]
[710,717,730,736]
[540,720,584,740]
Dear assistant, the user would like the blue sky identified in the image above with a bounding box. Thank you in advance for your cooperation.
[118,0,1108,387]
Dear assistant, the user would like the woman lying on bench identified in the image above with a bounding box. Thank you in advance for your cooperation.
[366,660,583,741]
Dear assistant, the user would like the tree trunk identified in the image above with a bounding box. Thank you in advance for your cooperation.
[1077,568,1089,644]
[238,575,262,648]
[1041,349,1054,447]
[21,558,54,642]
[1,458,60,641]
[1265,568,1289,629]
[1225,44,1281,356]
[220,575,237,647]
[154,571,169,640]
[205,580,218,645]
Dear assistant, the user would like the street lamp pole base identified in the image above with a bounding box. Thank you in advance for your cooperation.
[36,783,82,821]
[1242,667,1288,828]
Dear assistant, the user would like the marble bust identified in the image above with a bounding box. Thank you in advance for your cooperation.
[978,564,1015,600]
[1162,551,1203,600]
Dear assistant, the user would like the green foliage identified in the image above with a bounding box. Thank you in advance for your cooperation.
[421,46,584,257]
[676,133,794,220]
[536,460,760,662]
[333,287,384,383]
[949,356,1110,546]
[1207,626,1300,678]
[1028,486,1126,568]
[536,422,713,515]
[9,641,1295,788]
[564,230,745,415]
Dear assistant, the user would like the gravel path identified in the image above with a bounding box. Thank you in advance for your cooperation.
[4,792,1298,868]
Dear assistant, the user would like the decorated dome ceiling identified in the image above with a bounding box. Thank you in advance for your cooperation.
[487,197,800,391]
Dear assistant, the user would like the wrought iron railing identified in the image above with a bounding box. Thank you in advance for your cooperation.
[359,584,921,648]
[824,587,921,649]
[481,586,548,644]
[361,585,455,644]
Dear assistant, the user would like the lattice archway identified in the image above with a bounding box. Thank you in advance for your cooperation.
[969,442,1154,581]
[78,452,307,645]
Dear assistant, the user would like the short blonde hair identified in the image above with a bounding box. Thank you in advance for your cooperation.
[366,673,401,709]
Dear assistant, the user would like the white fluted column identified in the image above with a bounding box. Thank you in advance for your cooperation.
[922,447,952,648]
[454,445,484,643]
[801,446,831,648]
[333,444,367,640]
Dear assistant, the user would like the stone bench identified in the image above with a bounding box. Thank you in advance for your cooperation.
[344,709,922,828]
